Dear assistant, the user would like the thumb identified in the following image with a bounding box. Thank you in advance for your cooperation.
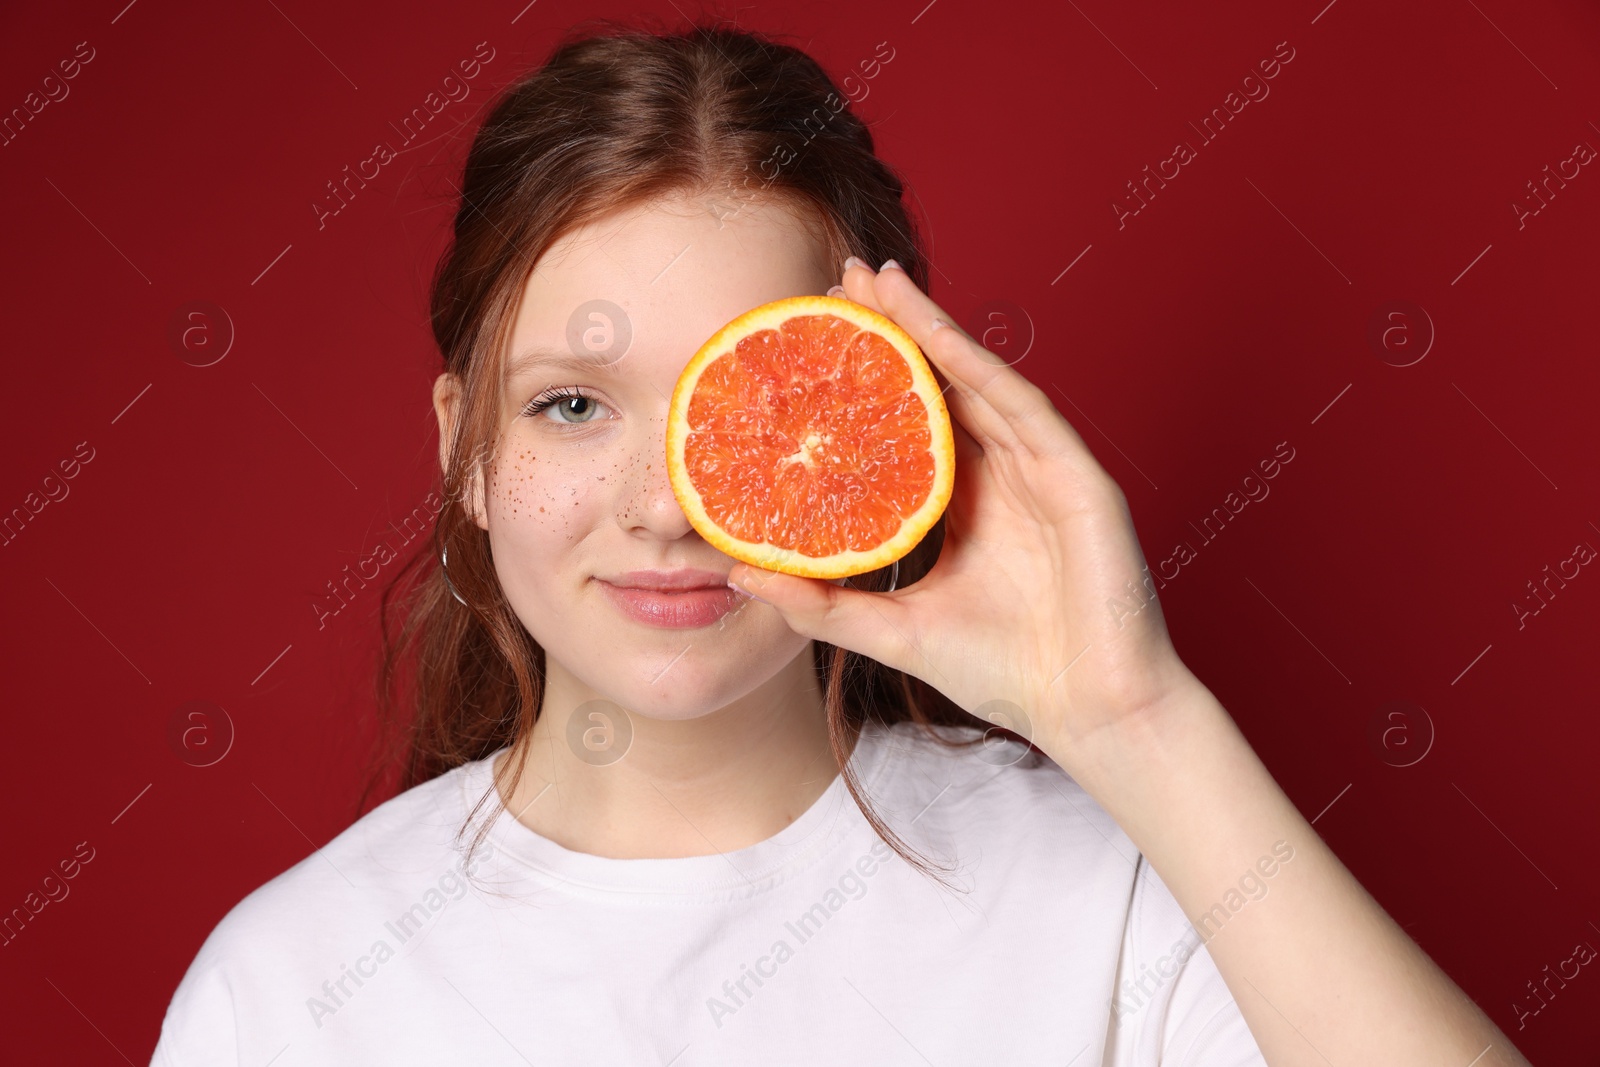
[728,564,916,672]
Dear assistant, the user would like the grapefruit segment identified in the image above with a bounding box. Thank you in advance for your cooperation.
[666,295,955,580]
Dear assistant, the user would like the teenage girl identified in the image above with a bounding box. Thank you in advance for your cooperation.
[152,22,1530,1067]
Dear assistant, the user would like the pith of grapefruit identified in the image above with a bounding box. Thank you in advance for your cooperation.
[666,294,955,581]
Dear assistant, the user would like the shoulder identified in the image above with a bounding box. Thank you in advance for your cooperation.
[870,719,1127,831]
[869,722,1264,1063]
[866,718,1137,866]
[216,757,491,943]
[152,756,498,1061]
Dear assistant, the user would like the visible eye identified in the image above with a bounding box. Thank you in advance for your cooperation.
[521,387,611,427]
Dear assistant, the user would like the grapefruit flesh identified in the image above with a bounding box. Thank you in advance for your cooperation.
[666,295,955,580]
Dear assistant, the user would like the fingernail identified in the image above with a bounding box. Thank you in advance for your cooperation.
[827,285,846,297]
[843,256,869,272]
[729,572,771,604]
[880,259,903,272]
[727,576,769,604]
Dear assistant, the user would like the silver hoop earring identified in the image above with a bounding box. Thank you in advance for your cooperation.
[440,544,468,607]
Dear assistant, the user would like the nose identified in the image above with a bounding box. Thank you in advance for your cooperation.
[619,414,697,540]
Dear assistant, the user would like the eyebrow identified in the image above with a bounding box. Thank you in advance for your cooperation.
[506,348,628,378]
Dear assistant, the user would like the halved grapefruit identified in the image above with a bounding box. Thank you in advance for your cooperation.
[666,295,955,580]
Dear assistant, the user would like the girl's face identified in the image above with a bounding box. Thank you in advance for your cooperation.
[452,191,838,723]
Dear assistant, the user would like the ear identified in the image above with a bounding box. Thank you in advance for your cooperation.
[432,372,489,531]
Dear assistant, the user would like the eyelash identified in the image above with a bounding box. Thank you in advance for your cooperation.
[521,387,610,427]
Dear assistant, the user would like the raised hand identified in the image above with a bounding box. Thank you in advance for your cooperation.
[726,257,1196,774]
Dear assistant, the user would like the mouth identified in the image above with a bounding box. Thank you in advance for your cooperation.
[602,568,730,592]
[595,578,743,629]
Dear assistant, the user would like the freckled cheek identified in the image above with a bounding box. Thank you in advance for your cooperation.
[484,449,607,529]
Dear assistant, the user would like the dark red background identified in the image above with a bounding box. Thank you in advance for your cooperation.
[3,0,1597,1062]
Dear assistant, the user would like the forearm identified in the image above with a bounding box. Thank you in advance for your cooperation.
[1067,675,1529,1067]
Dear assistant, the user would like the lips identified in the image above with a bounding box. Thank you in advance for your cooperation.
[603,568,730,592]
[596,580,741,629]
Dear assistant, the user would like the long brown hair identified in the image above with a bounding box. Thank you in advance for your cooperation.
[364,16,1003,886]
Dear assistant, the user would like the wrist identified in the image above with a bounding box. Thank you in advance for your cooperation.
[1057,667,1234,802]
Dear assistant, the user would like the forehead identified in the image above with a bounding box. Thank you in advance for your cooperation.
[505,192,836,380]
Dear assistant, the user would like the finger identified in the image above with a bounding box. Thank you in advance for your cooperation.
[838,259,1019,455]
[948,401,984,466]
[835,268,974,454]
[727,564,921,677]
[844,255,1030,454]
[839,257,882,310]
[842,257,983,348]
[873,264,1077,460]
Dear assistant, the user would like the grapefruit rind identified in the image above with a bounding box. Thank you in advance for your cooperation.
[666,294,955,581]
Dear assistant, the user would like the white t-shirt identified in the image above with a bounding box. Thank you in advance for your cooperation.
[151,720,1266,1065]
